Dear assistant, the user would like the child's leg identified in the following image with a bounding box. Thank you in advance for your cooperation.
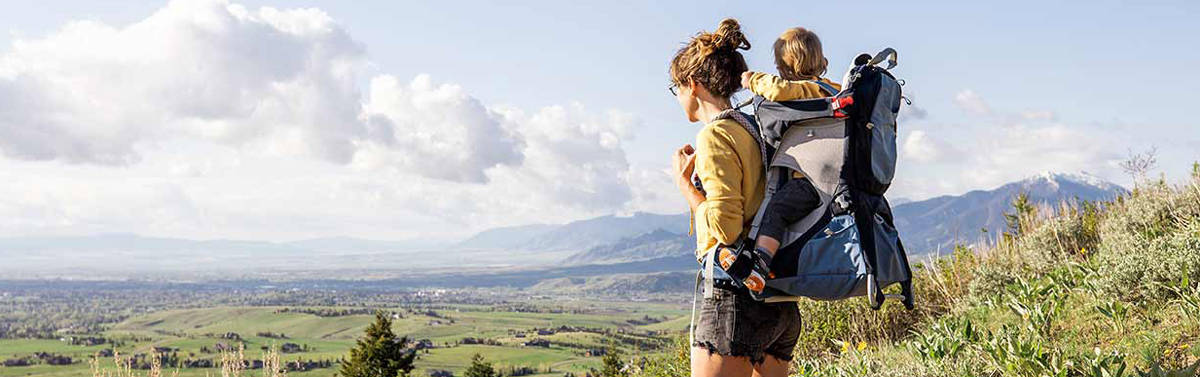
[755,177,821,257]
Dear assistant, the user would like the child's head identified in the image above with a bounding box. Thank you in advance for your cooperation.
[773,27,827,81]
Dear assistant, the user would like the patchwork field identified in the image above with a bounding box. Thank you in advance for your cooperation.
[0,301,689,377]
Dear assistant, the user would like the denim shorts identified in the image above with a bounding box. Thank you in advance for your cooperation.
[693,286,801,364]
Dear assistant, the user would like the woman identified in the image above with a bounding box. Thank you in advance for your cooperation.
[668,19,801,377]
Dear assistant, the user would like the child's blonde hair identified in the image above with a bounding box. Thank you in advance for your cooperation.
[773,27,827,81]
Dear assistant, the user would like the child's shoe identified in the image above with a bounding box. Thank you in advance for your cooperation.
[716,244,774,300]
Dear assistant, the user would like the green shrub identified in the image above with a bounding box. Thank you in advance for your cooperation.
[979,325,1070,377]
[999,277,1067,338]
[1077,347,1129,377]
[907,316,980,362]
[1094,178,1200,302]
[631,335,688,377]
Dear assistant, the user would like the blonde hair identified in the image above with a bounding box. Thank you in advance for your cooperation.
[773,27,827,81]
[669,18,751,99]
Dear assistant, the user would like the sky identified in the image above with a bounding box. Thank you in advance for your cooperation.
[0,0,1196,241]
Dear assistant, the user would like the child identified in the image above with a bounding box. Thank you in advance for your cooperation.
[720,27,841,300]
[740,27,841,102]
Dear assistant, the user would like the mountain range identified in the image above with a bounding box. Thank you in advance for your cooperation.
[0,172,1127,285]
[892,172,1127,255]
[455,212,687,252]
[536,172,1128,267]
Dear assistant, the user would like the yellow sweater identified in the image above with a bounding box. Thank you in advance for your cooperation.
[746,72,842,102]
[692,118,765,258]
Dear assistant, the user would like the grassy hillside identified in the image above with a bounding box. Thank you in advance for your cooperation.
[634,168,1200,377]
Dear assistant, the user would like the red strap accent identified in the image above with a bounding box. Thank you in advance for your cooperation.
[831,96,854,118]
[832,96,854,110]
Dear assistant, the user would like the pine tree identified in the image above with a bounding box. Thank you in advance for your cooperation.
[338,311,416,377]
[599,348,626,377]
[463,354,497,377]
[1004,191,1036,237]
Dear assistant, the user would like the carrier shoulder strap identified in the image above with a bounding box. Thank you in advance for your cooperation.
[713,110,773,243]
[812,80,839,96]
[713,110,764,157]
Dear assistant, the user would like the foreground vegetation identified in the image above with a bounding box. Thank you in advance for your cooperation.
[627,167,1200,376]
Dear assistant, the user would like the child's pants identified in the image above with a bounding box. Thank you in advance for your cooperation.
[758,177,821,242]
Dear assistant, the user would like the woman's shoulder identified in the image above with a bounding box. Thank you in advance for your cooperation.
[697,117,757,153]
[699,117,752,142]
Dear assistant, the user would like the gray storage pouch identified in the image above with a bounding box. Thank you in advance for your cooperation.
[871,214,910,286]
[868,76,901,187]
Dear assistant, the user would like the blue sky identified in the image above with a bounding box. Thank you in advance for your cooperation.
[0,0,1196,240]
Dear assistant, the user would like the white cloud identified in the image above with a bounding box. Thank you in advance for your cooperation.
[965,121,1124,186]
[0,0,367,164]
[953,89,991,115]
[0,0,660,239]
[887,86,1151,201]
[0,0,528,184]
[354,74,524,183]
[1020,110,1057,121]
[892,114,1129,201]
[492,104,632,206]
[624,166,685,216]
[899,104,928,121]
[902,130,953,163]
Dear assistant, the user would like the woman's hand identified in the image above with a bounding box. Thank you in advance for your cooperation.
[740,71,754,89]
[672,144,705,212]
[672,144,697,190]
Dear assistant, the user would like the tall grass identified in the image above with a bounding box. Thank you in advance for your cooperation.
[89,351,177,377]
[90,345,287,377]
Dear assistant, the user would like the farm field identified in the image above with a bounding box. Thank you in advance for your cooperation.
[0,300,689,377]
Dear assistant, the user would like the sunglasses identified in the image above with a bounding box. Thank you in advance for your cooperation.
[668,83,679,96]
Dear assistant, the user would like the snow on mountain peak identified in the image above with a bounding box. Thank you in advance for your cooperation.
[1027,171,1122,192]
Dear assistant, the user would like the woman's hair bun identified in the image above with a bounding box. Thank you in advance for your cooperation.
[668,17,750,99]
[712,18,751,53]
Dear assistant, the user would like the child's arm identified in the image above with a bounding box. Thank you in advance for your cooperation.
[741,72,831,102]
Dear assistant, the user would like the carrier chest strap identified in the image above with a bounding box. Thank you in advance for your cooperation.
[688,269,702,346]
[689,246,719,346]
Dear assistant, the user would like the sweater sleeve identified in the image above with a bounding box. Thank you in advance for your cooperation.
[747,72,830,102]
[693,124,746,250]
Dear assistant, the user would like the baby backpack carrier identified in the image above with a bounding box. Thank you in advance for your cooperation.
[745,48,913,309]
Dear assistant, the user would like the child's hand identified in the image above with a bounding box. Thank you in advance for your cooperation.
[740,71,754,89]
